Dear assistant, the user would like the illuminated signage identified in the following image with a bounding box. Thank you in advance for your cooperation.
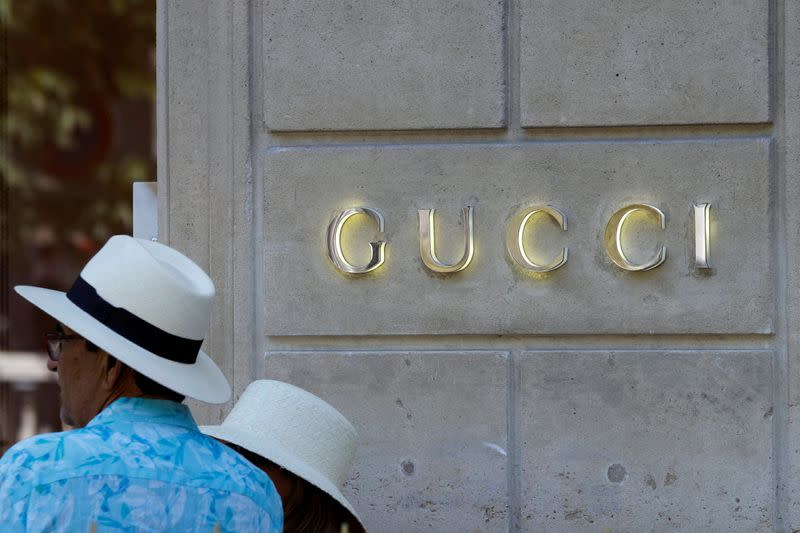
[418,207,474,273]
[326,202,713,275]
[603,203,666,272]
[506,205,569,273]
[326,207,386,274]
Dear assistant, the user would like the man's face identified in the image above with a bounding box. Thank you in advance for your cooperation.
[47,324,109,428]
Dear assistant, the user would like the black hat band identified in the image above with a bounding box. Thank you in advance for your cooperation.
[66,276,202,364]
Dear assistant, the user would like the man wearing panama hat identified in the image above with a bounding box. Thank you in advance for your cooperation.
[0,235,282,531]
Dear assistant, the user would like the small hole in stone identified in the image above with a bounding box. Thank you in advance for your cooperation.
[402,461,415,475]
[607,463,626,483]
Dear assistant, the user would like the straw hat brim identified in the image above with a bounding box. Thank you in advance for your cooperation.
[201,422,365,532]
[15,285,230,404]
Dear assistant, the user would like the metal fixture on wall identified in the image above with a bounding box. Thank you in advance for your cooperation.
[604,203,667,272]
[326,207,386,274]
[418,206,475,273]
[505,205,568,272]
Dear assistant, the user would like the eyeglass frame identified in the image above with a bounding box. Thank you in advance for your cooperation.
[43,331,83,362]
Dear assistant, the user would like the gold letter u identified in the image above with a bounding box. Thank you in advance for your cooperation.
[418,206,475,273]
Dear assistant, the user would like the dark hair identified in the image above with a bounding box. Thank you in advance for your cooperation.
[282,473,357,533]
[133,369,185,403]
[107,355,185,403]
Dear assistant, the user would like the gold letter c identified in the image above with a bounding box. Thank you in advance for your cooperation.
[604,203,666,271]
[506,205,568,272]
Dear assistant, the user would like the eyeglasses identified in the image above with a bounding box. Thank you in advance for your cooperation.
[43,331,83,362]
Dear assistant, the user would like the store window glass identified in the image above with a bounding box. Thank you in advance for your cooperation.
[0,0,156,454]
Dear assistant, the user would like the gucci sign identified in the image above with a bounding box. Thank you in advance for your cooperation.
[326,203,712,275]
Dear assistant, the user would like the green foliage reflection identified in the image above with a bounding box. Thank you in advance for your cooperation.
[1,0,155,255]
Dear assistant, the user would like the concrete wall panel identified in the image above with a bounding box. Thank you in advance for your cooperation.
[262,0,505,131]
[519,350,773,531]
[160,0,796,528]
[520,0,769,127]
[264,139,772,335]
[265,350,509,532]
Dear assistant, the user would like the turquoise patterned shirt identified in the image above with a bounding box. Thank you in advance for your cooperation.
[0,397,283,532]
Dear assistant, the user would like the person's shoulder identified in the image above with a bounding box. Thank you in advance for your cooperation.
[210,441,283,528]
[198,435,266,481]
[1,430,71,467]
[0,430,78,504]
[201,437,280,502]
[0,425,116,479]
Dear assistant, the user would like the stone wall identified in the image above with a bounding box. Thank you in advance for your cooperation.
[158,0,795,530]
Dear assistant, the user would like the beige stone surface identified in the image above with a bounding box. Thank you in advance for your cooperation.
[265,350,509,532]
[159,0,792,529]
[262,0,505,131]
[520,0,769,126]
[781,0,799,527]
[158,0,252,423]
[519,350,773,532]
[263,139,772,335]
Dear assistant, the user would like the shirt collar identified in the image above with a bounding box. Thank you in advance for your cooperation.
[86,397,198,431]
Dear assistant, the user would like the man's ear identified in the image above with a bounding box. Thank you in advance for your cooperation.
[101,352,125,389]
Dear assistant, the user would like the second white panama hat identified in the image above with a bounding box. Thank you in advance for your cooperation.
[201,380,364,531]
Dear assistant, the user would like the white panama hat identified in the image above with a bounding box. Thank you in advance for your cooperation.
[14,235,231,404]
[201,380,364,531]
